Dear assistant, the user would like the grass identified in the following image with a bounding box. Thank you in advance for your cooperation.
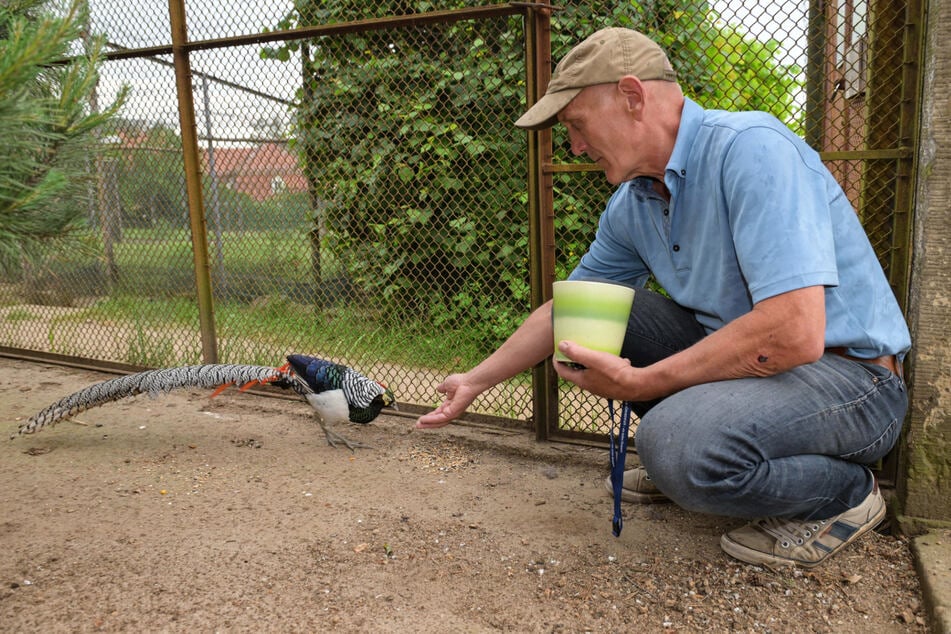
[125,323,180,368]
[70,290,490,372]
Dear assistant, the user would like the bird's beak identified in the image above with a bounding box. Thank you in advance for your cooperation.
[381,386,397,410]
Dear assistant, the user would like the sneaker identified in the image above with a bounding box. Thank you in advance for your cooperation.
[719,482,886,568]
[603,466,669,504]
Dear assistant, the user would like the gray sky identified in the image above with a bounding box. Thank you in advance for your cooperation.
[90,0,301,141]
[714,0,808,66]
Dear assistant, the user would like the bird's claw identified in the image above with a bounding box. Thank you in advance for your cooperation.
[323,427,373,451]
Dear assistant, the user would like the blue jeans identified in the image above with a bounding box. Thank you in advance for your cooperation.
[620,289,908,521]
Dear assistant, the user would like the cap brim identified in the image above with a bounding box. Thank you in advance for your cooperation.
[515,88,582,130]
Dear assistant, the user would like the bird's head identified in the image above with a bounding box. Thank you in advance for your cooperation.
[377,385,397,410]
[348,383,397,424]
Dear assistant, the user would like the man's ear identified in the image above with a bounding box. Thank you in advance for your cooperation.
[617,76,645,118]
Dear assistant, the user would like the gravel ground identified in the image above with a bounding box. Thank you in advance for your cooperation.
[0,358,929,632]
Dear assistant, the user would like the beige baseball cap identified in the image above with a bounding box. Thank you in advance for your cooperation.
[515,27,677,130]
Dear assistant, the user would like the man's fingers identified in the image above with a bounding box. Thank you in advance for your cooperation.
[416,404,456,429]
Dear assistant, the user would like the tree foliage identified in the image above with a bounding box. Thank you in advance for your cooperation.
[265,1,802,350]
[0,0,126,274]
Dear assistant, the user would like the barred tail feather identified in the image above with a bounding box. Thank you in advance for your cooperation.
[17,364,312,436]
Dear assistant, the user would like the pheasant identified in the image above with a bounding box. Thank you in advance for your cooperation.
[282,354,397,449]
[15,355,396,450]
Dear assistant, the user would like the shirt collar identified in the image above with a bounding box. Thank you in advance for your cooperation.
[663,97,704,197]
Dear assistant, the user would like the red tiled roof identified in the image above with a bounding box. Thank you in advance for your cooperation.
[200,142,307,201]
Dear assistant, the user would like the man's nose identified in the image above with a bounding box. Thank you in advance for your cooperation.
[569,133,587,156]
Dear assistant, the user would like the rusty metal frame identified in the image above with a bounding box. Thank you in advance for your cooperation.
[533,2,924,459]
[169,0,218,363]
[104,5,526,62]
[522,2,558,441]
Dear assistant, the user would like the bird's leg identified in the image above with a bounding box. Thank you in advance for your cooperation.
[314,415,372,451]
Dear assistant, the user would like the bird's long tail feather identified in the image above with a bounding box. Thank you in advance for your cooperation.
[16,364,313,436]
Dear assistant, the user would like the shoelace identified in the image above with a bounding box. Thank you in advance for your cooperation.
[755,516,829,549]
[607,399,633,537]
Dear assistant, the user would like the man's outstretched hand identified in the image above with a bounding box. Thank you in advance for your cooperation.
[415,374,480,429]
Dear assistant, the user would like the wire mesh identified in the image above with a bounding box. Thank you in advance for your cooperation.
[0,1,918,450]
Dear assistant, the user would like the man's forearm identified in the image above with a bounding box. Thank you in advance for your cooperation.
[621,286,827,400]
[466,300,555,391]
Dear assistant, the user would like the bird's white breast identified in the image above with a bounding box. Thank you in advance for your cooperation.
[305,389,350,424]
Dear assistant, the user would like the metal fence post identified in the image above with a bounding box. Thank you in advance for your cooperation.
[524,3,557,441]
[168,0,218,363]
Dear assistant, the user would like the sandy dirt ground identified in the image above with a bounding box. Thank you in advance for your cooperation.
[0,357,929,632]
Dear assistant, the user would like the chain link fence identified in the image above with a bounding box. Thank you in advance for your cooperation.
[0,1,920,457]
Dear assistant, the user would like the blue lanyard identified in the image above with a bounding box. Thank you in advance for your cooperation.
[607,399,633,537]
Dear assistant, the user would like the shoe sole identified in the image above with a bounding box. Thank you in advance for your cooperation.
[603,475,670,504]
[719,498,887,568]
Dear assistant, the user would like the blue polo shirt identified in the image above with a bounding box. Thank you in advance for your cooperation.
[569,97,911,359]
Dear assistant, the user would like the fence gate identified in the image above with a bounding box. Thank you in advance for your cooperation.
[527,1,923,488]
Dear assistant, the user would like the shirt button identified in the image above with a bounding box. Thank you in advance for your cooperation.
[663,208,669,216]
[672,244,681,252]
[680,169,686,176]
